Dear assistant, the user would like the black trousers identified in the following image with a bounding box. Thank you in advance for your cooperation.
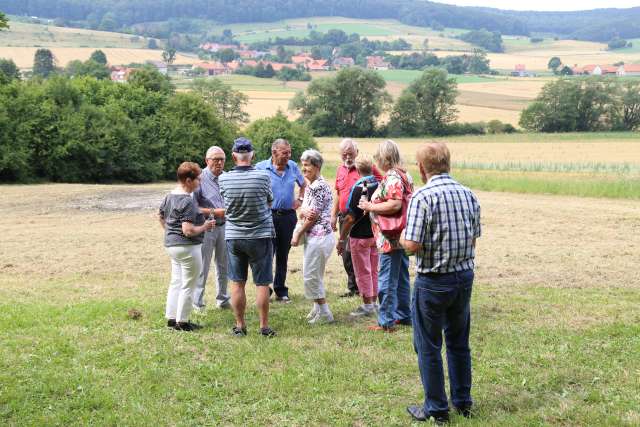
[272,210,297,297]
[339,213,358,293]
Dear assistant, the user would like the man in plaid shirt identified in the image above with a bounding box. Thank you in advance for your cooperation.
[400,141,481,424]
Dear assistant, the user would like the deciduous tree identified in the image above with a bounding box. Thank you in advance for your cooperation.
[290,67,390,137]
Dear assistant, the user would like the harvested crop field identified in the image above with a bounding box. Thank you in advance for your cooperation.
[0,47,197,69]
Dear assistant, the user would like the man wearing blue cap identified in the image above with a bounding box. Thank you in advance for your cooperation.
[219,137,277,337]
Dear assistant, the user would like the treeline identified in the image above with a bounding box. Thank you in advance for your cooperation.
[0,0,526,36]
[4,0,640,41]
[458,29,504,53]
[0,66,316,183]
[384,50,491,74]
[250,30,411,50]
[520,78,640,132]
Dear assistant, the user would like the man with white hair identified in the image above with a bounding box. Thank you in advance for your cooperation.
[193,146,230,311]
[219,137,277,337]
[331,138,382,298]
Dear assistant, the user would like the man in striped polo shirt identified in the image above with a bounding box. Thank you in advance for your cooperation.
[401,141,481,424]
[219,137,277,337]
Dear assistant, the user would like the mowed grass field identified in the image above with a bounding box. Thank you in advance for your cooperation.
[1,135,639,425]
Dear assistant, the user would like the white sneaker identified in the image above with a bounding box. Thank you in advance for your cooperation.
[350,305,375,317]
[192,305,206,315]
[306,306,318,320]
[308,311,335,324]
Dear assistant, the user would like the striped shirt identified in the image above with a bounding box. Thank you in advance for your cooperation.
[194,167,225,210]
[219,166,275,240]
[404,174,481,274]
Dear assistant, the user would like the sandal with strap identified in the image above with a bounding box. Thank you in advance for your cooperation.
[232,326,247,337]
[259,327,277,338]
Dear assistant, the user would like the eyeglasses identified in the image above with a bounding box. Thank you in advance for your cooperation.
[207,157,225,162]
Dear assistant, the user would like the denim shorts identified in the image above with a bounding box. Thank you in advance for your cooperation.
[226,238,273,285]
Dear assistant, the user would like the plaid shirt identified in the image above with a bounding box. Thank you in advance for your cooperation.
[404,174,481,274]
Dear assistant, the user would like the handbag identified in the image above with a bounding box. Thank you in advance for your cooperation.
[375,169,411,239]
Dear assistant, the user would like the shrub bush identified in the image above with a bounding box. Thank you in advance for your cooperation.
[245,110,317,162]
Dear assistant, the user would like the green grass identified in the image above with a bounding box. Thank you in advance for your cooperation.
[172,74,299,92]
[377,70,500,84]
[613,38,640,54]
[453,169,640,199]
[1,275,638,425]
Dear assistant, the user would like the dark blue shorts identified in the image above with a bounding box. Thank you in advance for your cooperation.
[226,238,273,285]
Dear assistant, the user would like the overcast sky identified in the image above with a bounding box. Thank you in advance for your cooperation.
[433,0,640,11]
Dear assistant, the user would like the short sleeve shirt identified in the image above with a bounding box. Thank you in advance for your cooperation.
[302,177,333,238]
[370,169,413,253]
[255,159,305,210]
[159,191,205,246]
[404,174,481,273]
[219,166,275,240]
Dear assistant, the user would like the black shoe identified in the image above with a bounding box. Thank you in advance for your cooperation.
[339,290,358,298]
[407,405,449,424]
[231,326,247,337]
[167,319,176,328]
[259,327,277,337]
[174,321,202,331]
[454,405,472,418]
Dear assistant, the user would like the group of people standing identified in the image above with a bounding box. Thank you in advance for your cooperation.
[158,136,481,423]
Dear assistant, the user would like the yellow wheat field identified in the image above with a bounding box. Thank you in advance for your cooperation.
[317,138,640,166]
[0,47,197,68]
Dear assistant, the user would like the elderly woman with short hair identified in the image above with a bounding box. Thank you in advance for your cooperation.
[291,149,335,324]
[359,140,413,332]
[159,162,216,331]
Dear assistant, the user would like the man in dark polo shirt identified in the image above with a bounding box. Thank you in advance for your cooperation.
[256,139,306,303]
[401,141,481,424]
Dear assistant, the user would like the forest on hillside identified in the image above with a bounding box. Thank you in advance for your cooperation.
[2,0,640,42]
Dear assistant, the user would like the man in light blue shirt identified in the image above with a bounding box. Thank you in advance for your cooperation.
[193,145,229,311]
[256,139,306,302]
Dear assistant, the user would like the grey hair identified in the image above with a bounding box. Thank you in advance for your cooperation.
[374,139,402,170]
[339,138,358,152]
[271,138,290,151]
[233,151,254,162]
[206,146,225,158]
[300,149,324,169]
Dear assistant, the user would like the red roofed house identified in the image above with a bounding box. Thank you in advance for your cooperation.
[292,53,313,65]
[242,60,259,68]
[307,59,329,71]
[193,61,227,76]
[110,67,135,83]
[511,64,530,77]
[333,57,355,69]
[366,56,390,70]
[617,64,640,76]
[581,64,599,75]
[267,62,297,71]
[594,65,618,75]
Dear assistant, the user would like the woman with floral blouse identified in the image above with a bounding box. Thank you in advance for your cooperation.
[291,149,335,324]
[359,140,413,332]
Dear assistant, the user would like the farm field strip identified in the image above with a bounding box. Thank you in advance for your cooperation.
[0,47,197,68]
[0,21,148,49]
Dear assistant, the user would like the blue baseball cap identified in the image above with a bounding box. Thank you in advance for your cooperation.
[232,137,254,153]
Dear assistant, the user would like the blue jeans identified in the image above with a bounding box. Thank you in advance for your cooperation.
[412,270,474,415]
[377,249,411,328]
